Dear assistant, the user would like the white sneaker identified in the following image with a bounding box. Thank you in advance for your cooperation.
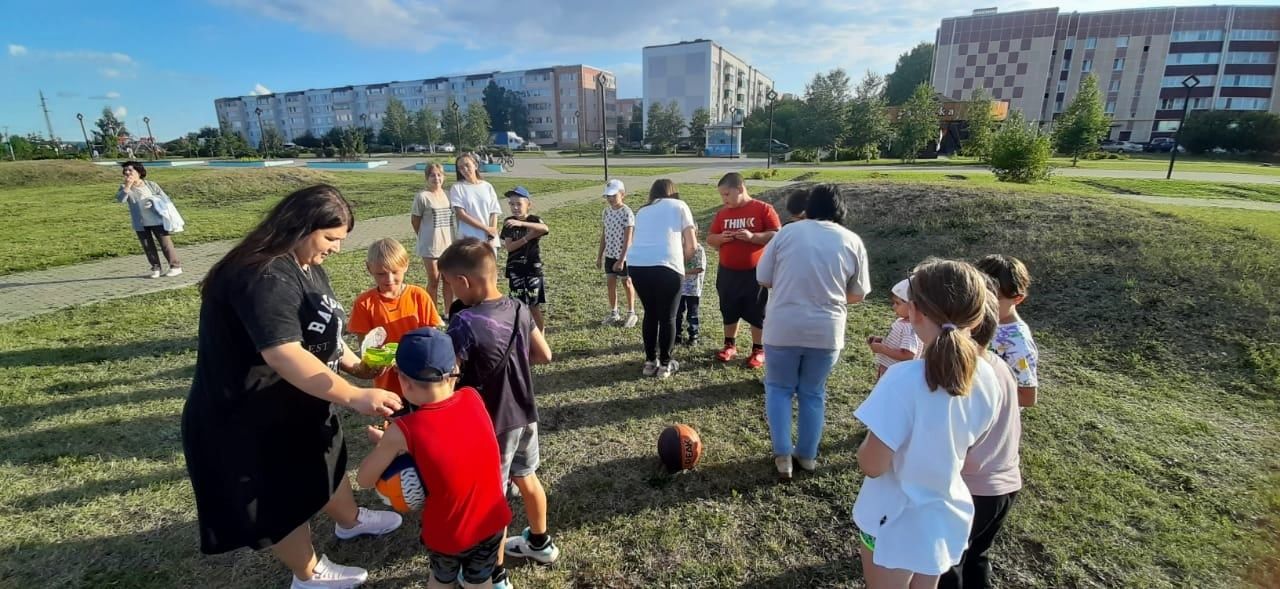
[622,311,638,328]
[504,527,561,564]
[291,555,368,589]
[657,359,680,379]
[642,361,658,376]
[794,454,817,472]
[334,507,402,540]
[164,267,183,277]
[603,309,622,326]
[775,455,793,481]
[148,270,161,279]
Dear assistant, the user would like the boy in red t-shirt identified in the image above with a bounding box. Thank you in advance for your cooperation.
[348,238,443,404]
[358,327,512,589]
[707,172,781,369]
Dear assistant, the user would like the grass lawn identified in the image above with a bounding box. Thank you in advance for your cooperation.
[1051,155,1280,177]
[1,180,1277,587]
[545,165,694,176]
[0,161,597,275]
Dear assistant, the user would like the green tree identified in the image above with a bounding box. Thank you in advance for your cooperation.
[463,102,491,150]
[335,126,366,160]
[1053,75,1111,166]
[846,71,891,161]
[645,101,683,152]
[259,127,284,158]
[507,92,530,140]
[412,108,442,151]
[483,81,509,133]
[885,42,935,105]
[802,68,852,156]
[293,131,322,149]
[442,100,466,147]
[961,88,997,161]
[93,107,127,157]
[380,97,412,153]
[627,104,644,143]
[990,110,1052,183]
[688,107,710,151]
[741,97,806,151]
[1229,111,1280,154]
[894,83,940,163]
[6,135,35,159]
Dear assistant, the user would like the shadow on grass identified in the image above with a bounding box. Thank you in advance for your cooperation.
[0,520,202,588]
[0,383,190,429]
[737,557,861,589]
[11,466,188,510]
[40,364,194,397]
[0,336,197,368]
[540,378,761,433]
[1,404,183,465]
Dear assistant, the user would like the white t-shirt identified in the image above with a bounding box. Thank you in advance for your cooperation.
[962,352,1023,496]
[756,220,871,350]
[852,359,1002,575]
[990,319,1039,388]
[602,204,636,259]
[448,181,501,248]
[876,318,922,368]
[628,198,695,274]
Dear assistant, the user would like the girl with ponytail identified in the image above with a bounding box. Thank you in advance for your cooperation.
[851,259,1005,588]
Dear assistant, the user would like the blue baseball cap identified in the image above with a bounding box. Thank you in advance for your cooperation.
[395,328,457,382]
[504,185,532,199]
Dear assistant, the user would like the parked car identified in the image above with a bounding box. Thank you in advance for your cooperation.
[518,143,541,151]
[592,137,616,149]
[1101,140,1138,153]
[435,143,455,153]
[1145,138,1179,153]
[769,139,790,153]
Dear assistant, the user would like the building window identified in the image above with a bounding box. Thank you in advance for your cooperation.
[1216,97,1270,110]
[1116,36,1129,48]
[336,114,352,122]
[1054,99,1064,112]
[1105,99,1116,114]
[366,88,383,96]
[1166,52,1220,65]
[1162,75,1216,87]
[1222,74,1274,87]
[1159,97,1212,110]
[1061,58,1071,71]
[1109,80,1121,92]
[1082,59,1093,72]
[1230,29,1280,41]
[1057,80,1068,93]
[1086,37,1097,49]
[1171,30,1224,42]
[1227,52,1278,65]
[1156,120,1181,132]
[1113,58,1125,71]
[1064,37,1075,49]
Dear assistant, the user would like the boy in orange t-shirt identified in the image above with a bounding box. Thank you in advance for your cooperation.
[348,238,443,404]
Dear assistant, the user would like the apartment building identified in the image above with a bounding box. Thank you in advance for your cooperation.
[213,65,617,148]
[931,5,1280,142]
[642,39,774,135]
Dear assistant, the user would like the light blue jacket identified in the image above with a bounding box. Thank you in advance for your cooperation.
[116,180,167,231]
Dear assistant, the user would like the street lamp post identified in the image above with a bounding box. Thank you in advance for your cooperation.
[1167,74,1201,180]
[597,72,609,181]
[732,108,744,160]
[450,102,462,150]
[76,113,91,158]
[765,89,778,169]
[575,110,582,156]
[143,116,155,161]
[254,107,265,156]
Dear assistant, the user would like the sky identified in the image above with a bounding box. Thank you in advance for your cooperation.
[3,0,1275,141]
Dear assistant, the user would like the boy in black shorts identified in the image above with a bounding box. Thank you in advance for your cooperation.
[500,186,550,331]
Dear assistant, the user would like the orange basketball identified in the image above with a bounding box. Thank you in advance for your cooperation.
[657,423,703,473]
[375,454,426,513]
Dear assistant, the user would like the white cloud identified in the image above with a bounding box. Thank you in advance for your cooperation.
[89,91,121,99]
[250,83,273,96]
[100,68,122,78]
[7,44,26,56]
[112,106,127,118]
[47,49,135,64]
[106,91,121,99]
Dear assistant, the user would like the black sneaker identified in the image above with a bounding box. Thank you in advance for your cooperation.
[674,335,685,346]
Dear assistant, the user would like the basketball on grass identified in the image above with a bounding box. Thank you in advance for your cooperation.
[375,453,426,513]
[657,423,703,473]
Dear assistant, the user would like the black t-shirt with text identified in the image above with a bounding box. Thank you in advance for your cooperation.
[499,214,545,276]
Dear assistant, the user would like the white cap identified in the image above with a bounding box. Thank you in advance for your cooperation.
[891,278,911,302]
[603,179,625,196]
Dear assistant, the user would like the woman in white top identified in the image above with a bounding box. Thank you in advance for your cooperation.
[756,185,871,481]
[627,179,696,379]
[410,162,455,311]
[852,259,1002,588]
[448,153,501,251]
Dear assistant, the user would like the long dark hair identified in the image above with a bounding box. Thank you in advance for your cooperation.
[201,184,354,297]
[805,184,846,224]
[646,179,680,205]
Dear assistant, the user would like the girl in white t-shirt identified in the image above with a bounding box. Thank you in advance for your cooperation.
[448,153,501,251]
[852,259,1003,588]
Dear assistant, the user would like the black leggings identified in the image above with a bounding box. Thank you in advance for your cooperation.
[628,265,682,364]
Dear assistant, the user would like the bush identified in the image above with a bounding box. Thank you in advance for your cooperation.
[747,169,780,180]
[790,148,819,163]
[1084,152,1127,160]
[989,112,1052,183]
[611,144,623,155]
[833,148,861,161]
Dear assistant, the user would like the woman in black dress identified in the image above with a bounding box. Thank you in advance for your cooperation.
[183,184,405,588]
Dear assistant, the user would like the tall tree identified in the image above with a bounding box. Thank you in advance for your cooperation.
[507,91,530,140]
[803,68,852,155]
[961,88,997,161]
[741,97,806,151]
[645,101,683,152]
[412,108,442,151]
[93,107,127,157]
[442,99,466,147]
[463,102,491,149]
[885,42,935,105]
[483,81,510,133]
[846,71,891,161]
[688,108,711,151]
[894,83,941,162]
[628,104,644,142]
[260,127,284,158]
[990,110,1052,183]
[1052,74,1111,166]
[380,97,412,152]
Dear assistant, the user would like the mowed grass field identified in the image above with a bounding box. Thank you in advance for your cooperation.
[0,161,597,275]
[0,179,1278,587]
[545,165,694,177]
[760,154,1280,177]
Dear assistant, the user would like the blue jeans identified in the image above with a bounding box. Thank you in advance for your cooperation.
[763,345,840,460]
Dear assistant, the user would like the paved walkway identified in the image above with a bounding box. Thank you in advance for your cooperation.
[1,162,1275,324]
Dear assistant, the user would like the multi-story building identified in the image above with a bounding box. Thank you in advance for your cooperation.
[213,65,617,148]
[931,5,1280,142]
[642,39,774,136]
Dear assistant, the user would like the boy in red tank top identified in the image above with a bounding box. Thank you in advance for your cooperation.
[358,327,511,588]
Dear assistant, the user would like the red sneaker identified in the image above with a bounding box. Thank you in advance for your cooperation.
[716,345,738,362]
[745,348,765,369]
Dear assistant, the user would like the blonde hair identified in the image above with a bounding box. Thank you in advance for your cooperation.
[366,238,410,270]
[909,259,991,397]
[423,162,445,183]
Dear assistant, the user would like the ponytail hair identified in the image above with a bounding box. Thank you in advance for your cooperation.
[909,259,991,396]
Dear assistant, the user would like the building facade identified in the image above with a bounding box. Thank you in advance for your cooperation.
[642,39,774,136]
[214,65,617,148]
[932,5,1280,142]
